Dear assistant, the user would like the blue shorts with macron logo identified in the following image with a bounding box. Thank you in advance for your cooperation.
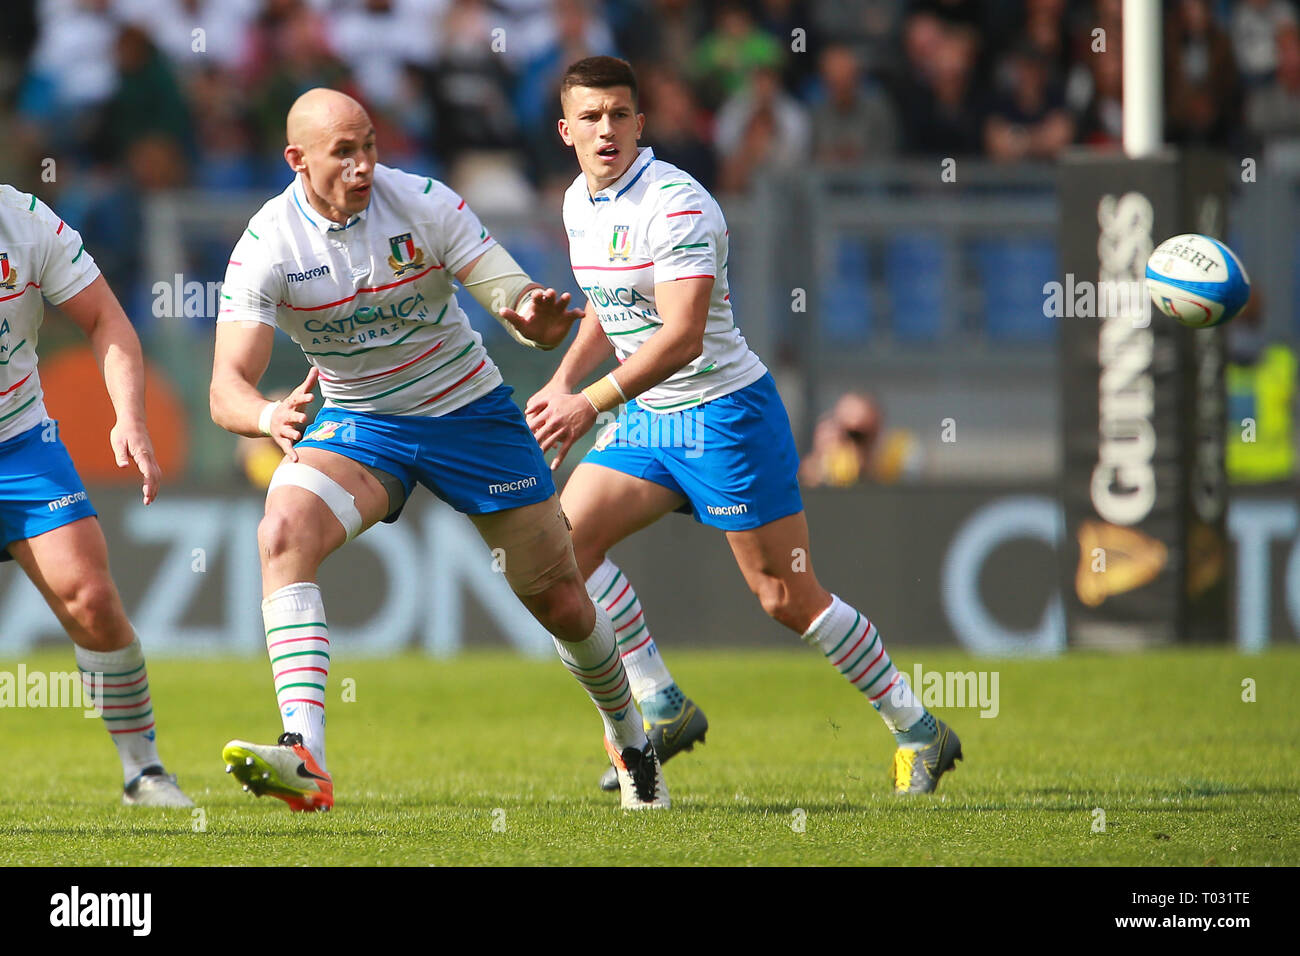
[582,372,803,531]
[0,420,98,561]
[295,383,555,517]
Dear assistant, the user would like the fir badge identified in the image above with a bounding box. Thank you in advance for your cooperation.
[609,224,630,261]
[387,233,425,277]
[0,253,17,291]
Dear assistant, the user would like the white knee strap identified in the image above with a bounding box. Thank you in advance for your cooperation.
[268,461,363,541]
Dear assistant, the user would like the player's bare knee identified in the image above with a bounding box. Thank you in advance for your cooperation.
[754,577,804,630]
[63,577,124,640]
[525,578,594,641]
[258,507,323,567]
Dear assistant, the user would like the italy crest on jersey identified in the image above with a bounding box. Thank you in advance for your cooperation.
[0,253,16,291]
[302,419,342,442]
[609,225,631,261]
[387,233,425,277]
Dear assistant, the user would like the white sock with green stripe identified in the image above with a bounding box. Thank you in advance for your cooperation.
[802,595,929,738]
[552,603,647,751]
[586,559,676,706]
[75,636,161,784]
[264,583,330,771]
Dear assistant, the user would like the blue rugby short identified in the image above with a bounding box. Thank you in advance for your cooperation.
[295,383,555,517]
[0,420,98,561]
[582,372,803,531]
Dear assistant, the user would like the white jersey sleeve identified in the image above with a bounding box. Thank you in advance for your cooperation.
[421,178,496,275]
[32,195,99,305]
[646,182,721,285]
[218,219,283,327]
[0,186,102,443]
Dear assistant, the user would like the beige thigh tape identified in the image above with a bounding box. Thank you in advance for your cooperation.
[468,495,577,596]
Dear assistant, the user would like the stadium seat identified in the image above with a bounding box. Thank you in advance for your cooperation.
[972,238,1058,343]
[820,236,873,343]
[195,156,260,192]
[885,233,945,342]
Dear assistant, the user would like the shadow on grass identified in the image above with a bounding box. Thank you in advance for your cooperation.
[1027,783,1299,798]
[703,800,1229,815]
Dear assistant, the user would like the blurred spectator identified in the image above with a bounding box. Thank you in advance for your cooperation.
[246,1,352,163]
[812,0,901,75]
[1247,25,1300,152]
[800,392,920,486]
[424,0,532,211]
[898,24,986,156]
[984,43,1074,162]
[0,1,38,92]
[1017,0,1073,87]
[691,2,785,109]
[1231,0,1299,87]
[19,0,119,157]
[1165,0,1240,148]
[613,0,709,74]
[756,0,818,95]
[98,25,195,168]
[715,63,811,193]
[117,0,259,76]
[1225,293,1296,484]
[643,67,718,190]
[328,0,441,111]
[905,0,1018,85]
[810,43,899,165]
[515,0,616,138]
[424,0,520,160]
[188,63,260,190]
[902,10,946,78]
[1072,43,1124,149]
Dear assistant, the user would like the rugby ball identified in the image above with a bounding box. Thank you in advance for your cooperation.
[1145,234,1251,328]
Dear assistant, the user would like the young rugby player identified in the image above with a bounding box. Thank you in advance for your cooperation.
[528,57,963,796]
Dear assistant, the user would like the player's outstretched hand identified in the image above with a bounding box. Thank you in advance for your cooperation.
[270,365,319,462]
[110,417,162,505]
[499,288,585,350]
[525,388,597,471]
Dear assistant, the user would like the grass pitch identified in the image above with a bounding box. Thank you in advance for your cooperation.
[1,647,1296,866]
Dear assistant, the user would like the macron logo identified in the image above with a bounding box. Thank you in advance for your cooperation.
[286,264,331,284]
[488,477,539,495]
[47,491,87,511]
[705,504,748,516]
[50,886,151,936]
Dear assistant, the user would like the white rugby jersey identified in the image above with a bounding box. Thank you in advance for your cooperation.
[562,147,765,412]
[0,186,100,444]
[219,164,504,416]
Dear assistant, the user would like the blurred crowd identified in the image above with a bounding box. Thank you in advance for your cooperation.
[1,1,1288,482]
[3,0,1295,206]
[0,0,1290,345]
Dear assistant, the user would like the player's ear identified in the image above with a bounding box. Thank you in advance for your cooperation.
[284,144,306,173]
[557,117,574,147]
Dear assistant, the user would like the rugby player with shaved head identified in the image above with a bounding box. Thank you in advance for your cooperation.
[210,88,667,811]
[528,57,964,796]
